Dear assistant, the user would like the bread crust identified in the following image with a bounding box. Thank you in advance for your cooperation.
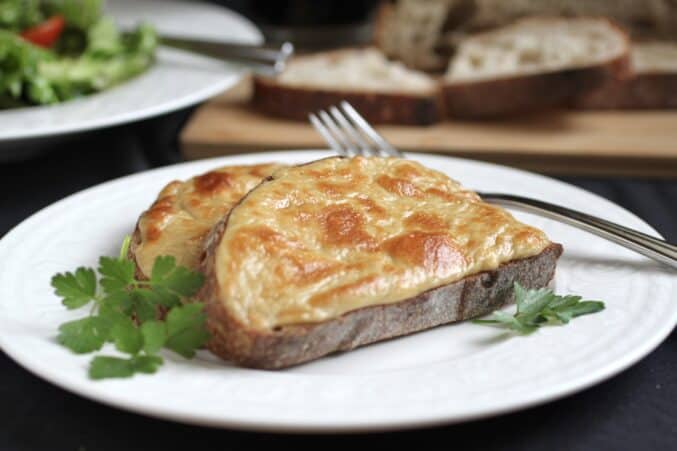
[572,72,677,109]
[442,17,632,118]
[128,224,146,280]
[199,187,563,369]
[252,76,442,125]
[443,51,631,118]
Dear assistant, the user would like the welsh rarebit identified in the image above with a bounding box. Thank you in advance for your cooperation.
[200,157,563,369]
[129,163,284,278]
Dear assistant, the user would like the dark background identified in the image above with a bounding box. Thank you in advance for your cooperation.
[1,1,675,450]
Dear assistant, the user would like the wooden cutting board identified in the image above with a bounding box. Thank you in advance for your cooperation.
[180,79,677,177]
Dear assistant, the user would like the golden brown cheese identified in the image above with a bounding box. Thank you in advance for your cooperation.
[133,163,283,277]
[214,157,551,330]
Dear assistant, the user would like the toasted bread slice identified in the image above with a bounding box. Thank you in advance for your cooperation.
[573,41,677,109]
[129,163,284,279]
[200,157,562,369]
[442,17,630,117]
[253,48,442,125]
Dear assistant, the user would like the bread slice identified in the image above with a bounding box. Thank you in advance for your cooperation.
[374,0,474,72]
[460,0,674,38]
[252,48,442,125]
[442,17,631,117]
[128,163,283,279]
[374,0,677,70]
[199,157,562,369]
[573,41,677,109]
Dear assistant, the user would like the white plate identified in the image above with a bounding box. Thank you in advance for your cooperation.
[0,0,261,144]
[0,151,675,432]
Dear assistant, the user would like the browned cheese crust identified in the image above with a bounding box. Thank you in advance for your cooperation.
[199,157,563,369]
[443,54,631,118]
[128,163,284,280]
[253,76,442,125]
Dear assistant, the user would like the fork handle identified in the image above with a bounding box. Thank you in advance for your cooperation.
[480,193,677,269]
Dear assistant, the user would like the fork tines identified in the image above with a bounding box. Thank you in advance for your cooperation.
[309,102,403,158]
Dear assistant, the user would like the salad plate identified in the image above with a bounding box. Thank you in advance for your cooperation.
[0,150,675,432]
[0,0,261,148]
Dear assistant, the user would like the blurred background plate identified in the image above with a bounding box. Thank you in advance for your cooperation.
[0,0,262,157]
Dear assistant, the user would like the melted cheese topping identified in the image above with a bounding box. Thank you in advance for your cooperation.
[135,164,283,277]
[214,157,551,331]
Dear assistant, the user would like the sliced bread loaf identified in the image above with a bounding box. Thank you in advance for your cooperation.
[442,17,631,117]
[252,48,442,125]
[573,41,677,109]
[375,0,677,72]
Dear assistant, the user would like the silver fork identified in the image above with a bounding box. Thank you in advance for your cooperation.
[309,102,677,270]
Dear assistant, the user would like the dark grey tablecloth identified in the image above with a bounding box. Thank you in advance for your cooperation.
[0,115,675,451]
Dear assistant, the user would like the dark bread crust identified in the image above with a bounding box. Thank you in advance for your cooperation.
[443,54,631,118]
[572,72,677,109]
[252,76,442,125]
[128,223,147,280]
[128,224,173,321]
[200,192,563,369]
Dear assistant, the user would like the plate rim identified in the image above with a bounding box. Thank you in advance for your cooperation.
[0,150,674,433]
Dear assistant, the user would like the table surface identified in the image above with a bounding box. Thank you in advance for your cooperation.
[0,112,675,451]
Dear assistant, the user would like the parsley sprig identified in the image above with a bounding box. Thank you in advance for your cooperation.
[51,236,209,379]
[473,282,605,334]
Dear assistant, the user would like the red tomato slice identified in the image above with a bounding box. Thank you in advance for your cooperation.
[21,15,66,48]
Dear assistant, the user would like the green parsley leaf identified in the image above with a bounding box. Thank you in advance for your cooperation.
[134,287,181,309]
[162,266,204,297]
[58,316,111,353]
[164,303,210,358]
[140,320,167,355]
[150,256,204,297]
[97,300,131,345]
[51,267,97,309]
[150,255,175,281]
[548,294,582,311]
[110,317,143,355]
[473,282,605,335]
[550,300,605,323]
[89,355,163,380]
[54,236,209,380]
[130,291,158,324]
[100,290,134,317]
[473,311,539,335]
[98,256,135,294]
[150,286,182,308]
[515,285,556,322]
